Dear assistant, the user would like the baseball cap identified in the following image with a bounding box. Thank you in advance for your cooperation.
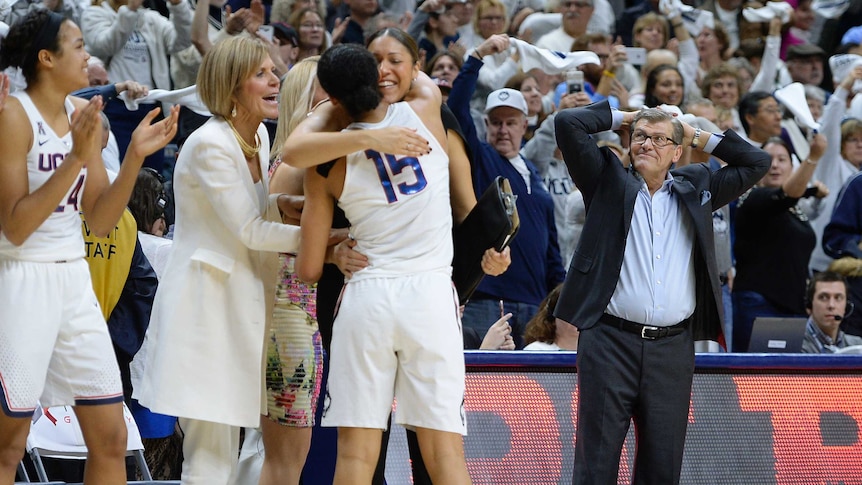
[484,88,528,115]
[271,22,299,47]
[786,44,826,61]
[842,26,862,46]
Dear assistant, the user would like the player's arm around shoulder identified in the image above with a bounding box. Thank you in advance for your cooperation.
[410,72,448,152]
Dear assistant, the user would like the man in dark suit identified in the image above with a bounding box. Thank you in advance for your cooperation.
[554,101,769,484]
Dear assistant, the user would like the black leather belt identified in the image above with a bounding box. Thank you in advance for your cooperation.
[719,274,729,285]
[600,313,689,340]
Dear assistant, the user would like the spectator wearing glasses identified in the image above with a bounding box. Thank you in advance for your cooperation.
[732,135,827,351]
[738,91,784,148]
[473,0,508,42]
[784,44,826,89]
[272,0,327,25]
[465,0,518,140]
[290,7,329,61]
[535,0,593,52]
[554,101,768,484]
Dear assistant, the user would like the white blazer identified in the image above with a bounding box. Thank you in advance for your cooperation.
[135,118,299,427]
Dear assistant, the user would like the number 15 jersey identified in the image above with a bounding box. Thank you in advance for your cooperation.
[0,92,86,262]
[339,102,452,281]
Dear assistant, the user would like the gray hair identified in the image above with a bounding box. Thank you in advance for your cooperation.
[631,108,684,145]
[804,84,826,104]
[87,56,106,69]
[100,111,111,132]
[726,56,755,80]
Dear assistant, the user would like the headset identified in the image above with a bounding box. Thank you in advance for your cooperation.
[805,273,855,320]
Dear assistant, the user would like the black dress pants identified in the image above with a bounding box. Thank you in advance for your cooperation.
[573,322,694,485]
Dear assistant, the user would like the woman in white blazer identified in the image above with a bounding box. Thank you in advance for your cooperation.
[135,36,302,485]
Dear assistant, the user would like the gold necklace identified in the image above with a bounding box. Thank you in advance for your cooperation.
[226,119,261,159]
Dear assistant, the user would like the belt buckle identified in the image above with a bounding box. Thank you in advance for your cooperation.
[641,325,659,339]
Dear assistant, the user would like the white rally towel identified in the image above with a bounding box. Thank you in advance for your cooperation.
[517,12,561,42]
[829,53,862,92]
[774,82,820,131]
[813,0,850,19]
[660,0,714,36]
[742,1,793,23]
[509,37,601,75]
[0,0,11,21]
[120,85,211,117]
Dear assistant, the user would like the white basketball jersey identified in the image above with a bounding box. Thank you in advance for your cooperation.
[339,102,452,280]
[0,92,86,262]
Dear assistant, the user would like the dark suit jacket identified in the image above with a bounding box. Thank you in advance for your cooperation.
[553,101,769,342]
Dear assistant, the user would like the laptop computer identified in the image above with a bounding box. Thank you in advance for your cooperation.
[747,317,808,353]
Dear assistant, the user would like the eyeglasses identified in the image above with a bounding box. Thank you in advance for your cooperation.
[300,22,324,30]
[479,15,505,22]
[759,106,784,115]
[844,137,862,145]
[632,132,678,147]
[561,1,592,8]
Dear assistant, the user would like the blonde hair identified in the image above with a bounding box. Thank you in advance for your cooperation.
[197,36,268,119]
[472,0,509,35]
[271,0,326,24]
[271,56,320,161]
[632,12,669,48]
[841,118,862,160]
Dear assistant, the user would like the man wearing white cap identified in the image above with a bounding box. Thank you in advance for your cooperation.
[448,44,566,348]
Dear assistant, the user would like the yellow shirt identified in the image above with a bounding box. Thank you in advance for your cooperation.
[81,209,137,319]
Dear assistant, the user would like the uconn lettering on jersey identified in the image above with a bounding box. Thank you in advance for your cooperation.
[543,175,574,196]
[40,152,86,213]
